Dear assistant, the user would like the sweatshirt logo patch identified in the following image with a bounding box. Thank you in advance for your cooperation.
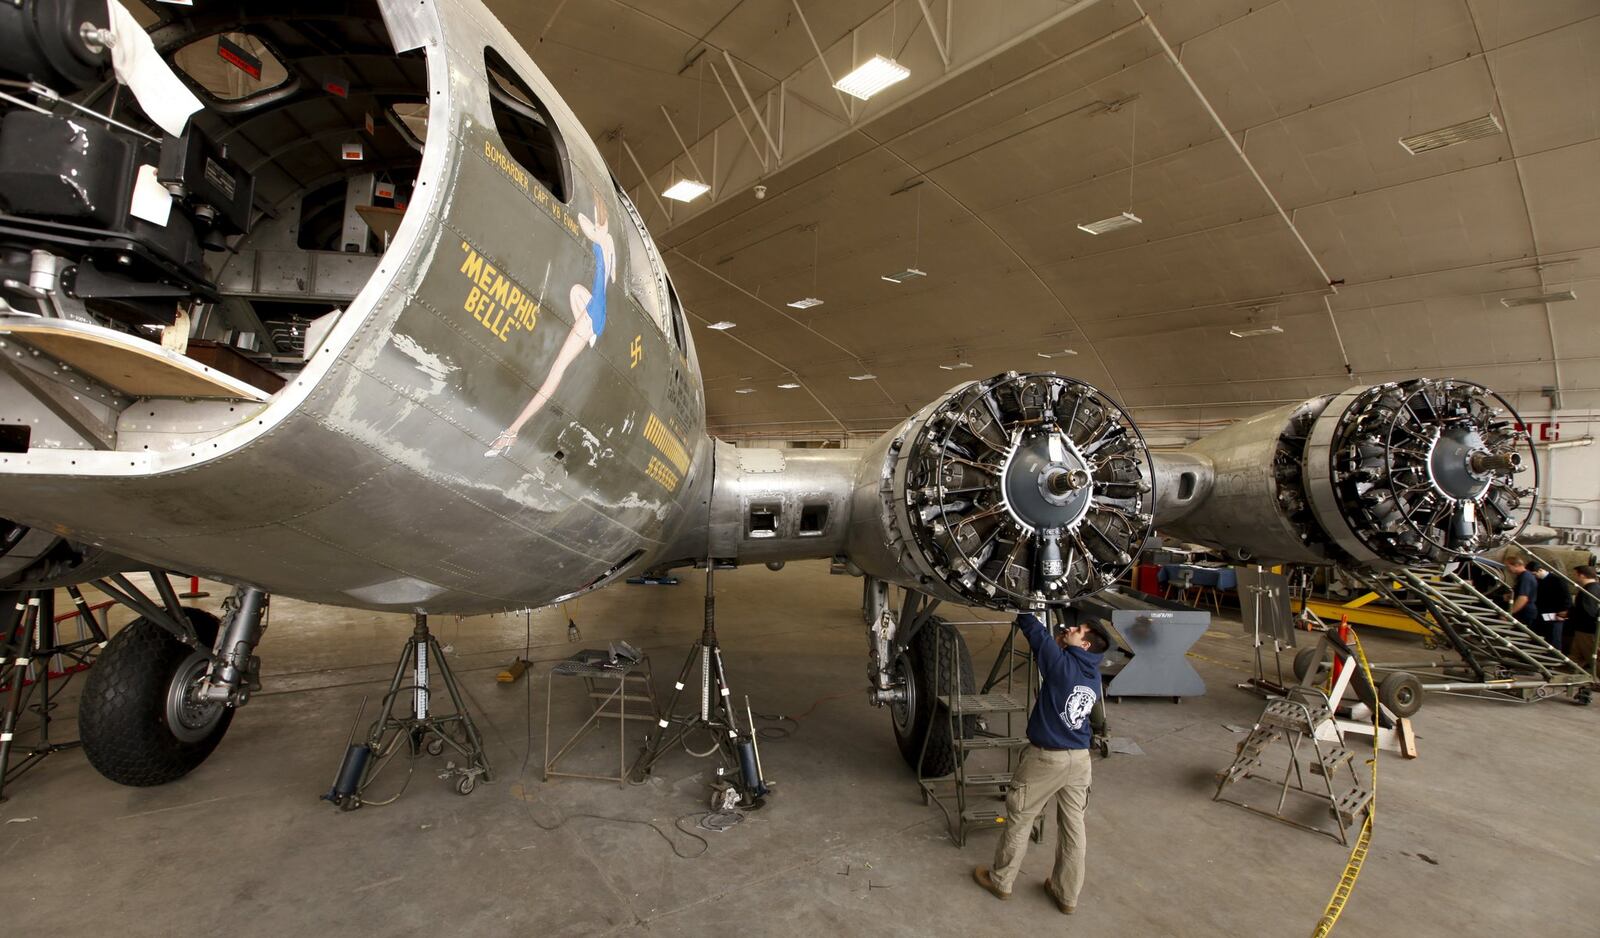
[1062,685,1097,730]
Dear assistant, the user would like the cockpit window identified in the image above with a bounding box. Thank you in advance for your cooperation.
[484,48,568,202]
[613,186,672,338]
[172,32,290,102]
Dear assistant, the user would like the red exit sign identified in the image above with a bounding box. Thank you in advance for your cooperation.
[1515,421,1560,441]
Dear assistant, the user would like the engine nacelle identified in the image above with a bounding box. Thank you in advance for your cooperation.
[846,372,1155,609]
[1153,378,1535,569]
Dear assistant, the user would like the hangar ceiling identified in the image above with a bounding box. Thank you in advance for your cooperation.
[490,0,1599,440]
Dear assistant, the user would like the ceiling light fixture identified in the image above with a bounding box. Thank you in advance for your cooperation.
[1399,114,1503,155]
[1501,290,1577,308]
[778,382,801,389]
[1077,211,1143,236]
[834,54,909,101]
[883,181,928,283]
[1229,324,1285,338]
[939,361,972,371]
[789,223,825,309]
[1079,99,1143,235]
[706,320,736,330]
[849,373,877,381]
[734,387,756,394]
[1036,349,1079,359]
[662,178,710,202]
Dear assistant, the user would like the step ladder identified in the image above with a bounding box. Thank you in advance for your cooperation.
[1214,686,1371,844]
[918,618,1042,847]
[1351,564,1591,689]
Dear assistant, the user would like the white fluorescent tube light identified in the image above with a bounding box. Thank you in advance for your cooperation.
[1076,211,1142,235]
[833,55,910,101]
[1399,115,1503,155]
[1228,324,1285,338]
[734,387,756,394]
[849,373,877,381]
[1501,290,1577,308]
[1036,349,1079,359]
[662,178,710,202]
[778,382,801,389]
[706,321,736,330]
[881,268,926,283]
[1543,437,1594,450]
[787,297,824,309]
[939,361,973,371]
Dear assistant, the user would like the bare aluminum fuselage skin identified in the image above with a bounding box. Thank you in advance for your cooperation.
[0,0,713,613]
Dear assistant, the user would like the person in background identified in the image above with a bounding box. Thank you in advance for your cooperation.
[1565,566,1599,688]
[1504,555,1542,640]
[1528,559,1570,652]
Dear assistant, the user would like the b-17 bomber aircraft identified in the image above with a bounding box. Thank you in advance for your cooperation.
[0,0,1535,789]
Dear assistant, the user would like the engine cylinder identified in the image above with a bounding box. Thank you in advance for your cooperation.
[848,372,1154,609]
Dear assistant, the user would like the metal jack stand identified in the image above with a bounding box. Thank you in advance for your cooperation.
[335,614,491,808]
[630,563,769,807]
[1237,566,1296,698]
[0,588,108,802]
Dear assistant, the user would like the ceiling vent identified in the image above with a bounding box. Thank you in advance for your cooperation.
[1399,115,1502,155]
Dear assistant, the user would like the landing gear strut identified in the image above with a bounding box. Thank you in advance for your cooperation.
[78,574,268,786]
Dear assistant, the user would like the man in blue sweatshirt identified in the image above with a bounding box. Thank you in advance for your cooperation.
[973,612,1108,914]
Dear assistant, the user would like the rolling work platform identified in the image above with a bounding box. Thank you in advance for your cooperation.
[1344,562,1592,701]
[918,617,1043,847]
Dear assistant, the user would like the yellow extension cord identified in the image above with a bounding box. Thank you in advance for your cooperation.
[1310,626,1380,938]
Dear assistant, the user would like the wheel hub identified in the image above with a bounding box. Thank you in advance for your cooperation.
[889,649,916,735]
[166,651,227,743]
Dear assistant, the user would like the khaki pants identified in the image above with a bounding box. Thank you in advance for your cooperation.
[1572,631,1597,676]
[990,745,1091,902]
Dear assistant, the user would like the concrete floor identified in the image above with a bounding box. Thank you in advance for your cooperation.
[1,561,1595,936]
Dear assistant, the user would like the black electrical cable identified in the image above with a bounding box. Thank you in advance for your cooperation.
[520,803,714,860]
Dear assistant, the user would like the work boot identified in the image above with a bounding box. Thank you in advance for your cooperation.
[1043,879,1076,915]
[972,866,1010,900]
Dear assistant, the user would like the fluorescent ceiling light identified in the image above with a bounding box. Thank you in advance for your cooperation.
[663,178,710,202]
[787,297,824,309]
[1399,115,1502,155]
[1036,349,1079,359]
[833,55,910,101]
[849,373,877,381]
[1501,290,1577,308]
[778,382,801,389]
[1077,211,1142,235]
[734,387,756,394]
[881,268,926,283]
[1229,324,1284,338]
[939,361,973,371]
[706,320,736,330]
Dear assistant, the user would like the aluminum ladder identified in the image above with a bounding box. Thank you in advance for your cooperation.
[1352,564,1590,690]
[1214,686,1371,844]
[918,618,1041,847]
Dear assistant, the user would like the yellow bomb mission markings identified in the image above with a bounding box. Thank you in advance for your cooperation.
[459,242,539,342]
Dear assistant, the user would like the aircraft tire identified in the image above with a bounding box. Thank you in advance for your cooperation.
[80,610,233,786]
[891,616,975,777]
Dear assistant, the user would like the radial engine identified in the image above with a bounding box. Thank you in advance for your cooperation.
[1150,378,1536,569]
